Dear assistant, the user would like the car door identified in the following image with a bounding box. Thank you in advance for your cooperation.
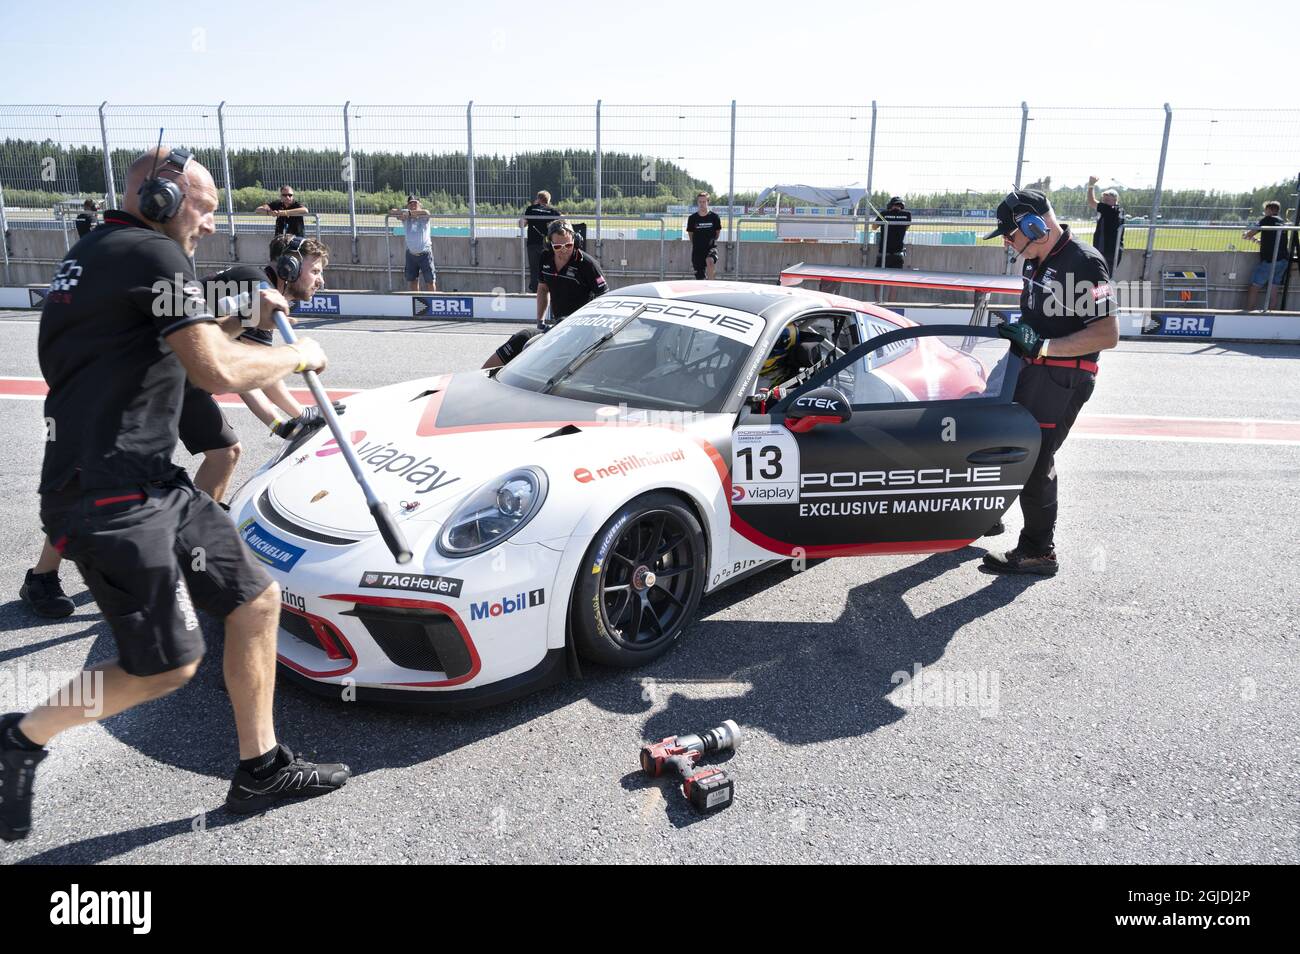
[727,324,1041,556]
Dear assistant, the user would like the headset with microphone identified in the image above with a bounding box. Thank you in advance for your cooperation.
[1004,190,1048,242]
[137,129,194,224]
[273,234,307,283]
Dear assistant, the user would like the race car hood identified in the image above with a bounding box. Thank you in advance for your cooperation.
[263,370,714,538]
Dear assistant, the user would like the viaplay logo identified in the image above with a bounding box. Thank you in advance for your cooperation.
[731,484,746,502]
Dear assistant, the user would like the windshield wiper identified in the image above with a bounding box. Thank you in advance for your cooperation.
[540,305,647,394]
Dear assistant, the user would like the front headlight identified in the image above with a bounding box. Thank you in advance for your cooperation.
[436,467,548,557]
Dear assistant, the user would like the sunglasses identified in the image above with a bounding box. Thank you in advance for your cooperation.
[551,241,574,249]
[281,192,294,197]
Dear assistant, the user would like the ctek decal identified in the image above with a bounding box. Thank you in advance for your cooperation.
[573,448,685,483]
[359,571,463,597]
[414,296,474,318]
[292,293,341,316]
[470,588,545,620]
[239,519,306,571]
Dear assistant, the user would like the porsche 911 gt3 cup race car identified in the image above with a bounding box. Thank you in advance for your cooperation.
[229,280,1041,706]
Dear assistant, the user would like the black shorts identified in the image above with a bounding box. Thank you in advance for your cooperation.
[875,249,906,269]
[494,327,543,365]
[179,384,238,455]
[691,244,719,278]
[40,469,274,676]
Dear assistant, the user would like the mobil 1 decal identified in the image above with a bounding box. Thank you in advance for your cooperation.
[730,425,800,505]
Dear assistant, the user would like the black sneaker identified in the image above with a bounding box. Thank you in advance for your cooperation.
[983,520,1006,537]
[982,546,1059,577]
[19,569,75,619]
[225,744,351,815]
[0,713,49,842]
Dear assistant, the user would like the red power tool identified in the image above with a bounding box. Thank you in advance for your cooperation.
[639,720,741,812]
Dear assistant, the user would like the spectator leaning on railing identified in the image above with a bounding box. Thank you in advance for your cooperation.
[255,184,307,238]
[1242,200,1289,312]
[389,195,437,292]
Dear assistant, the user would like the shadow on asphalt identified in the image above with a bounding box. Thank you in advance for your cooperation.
[21,546,1041,860]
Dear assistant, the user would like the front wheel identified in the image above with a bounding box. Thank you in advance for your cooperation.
[571,492,707,667]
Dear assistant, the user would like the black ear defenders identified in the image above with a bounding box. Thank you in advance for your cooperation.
[1004,191,1048,241]
[138,147,194,224]
[274,234,307,283]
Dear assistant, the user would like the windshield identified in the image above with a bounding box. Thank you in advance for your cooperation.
[496,301,759,412]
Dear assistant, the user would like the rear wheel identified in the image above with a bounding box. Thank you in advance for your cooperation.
[571,492,706,667]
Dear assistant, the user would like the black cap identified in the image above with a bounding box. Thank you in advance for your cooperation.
[888,196,904,207]
[983,189,1051,240]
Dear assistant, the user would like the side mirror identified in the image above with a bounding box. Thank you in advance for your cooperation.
[783,386,852,433]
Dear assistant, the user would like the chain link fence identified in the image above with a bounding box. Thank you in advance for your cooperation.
[3,101,1298,268]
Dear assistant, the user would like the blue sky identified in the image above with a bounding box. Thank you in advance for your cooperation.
[0,0,1292,107]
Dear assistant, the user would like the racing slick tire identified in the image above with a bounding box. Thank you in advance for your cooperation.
[571,492,707,668]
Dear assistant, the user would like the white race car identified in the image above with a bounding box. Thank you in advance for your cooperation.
[229,279,1041,706]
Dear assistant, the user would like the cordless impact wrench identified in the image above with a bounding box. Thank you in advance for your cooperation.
[639,720,741,812]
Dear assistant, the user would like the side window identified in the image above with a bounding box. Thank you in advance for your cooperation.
[800,327,1015,409]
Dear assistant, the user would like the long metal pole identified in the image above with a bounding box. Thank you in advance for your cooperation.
[727,99,737,252]
[595,99,603,261]
[1014,101,1029,189]
[466,101,477,268]
[1141,103,1173,283]
[98,101,117,210]
[217,101,238,261]
[866,100,877,198]
[343,101,359,264]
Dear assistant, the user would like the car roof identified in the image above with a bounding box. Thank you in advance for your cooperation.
[612,280,913,329]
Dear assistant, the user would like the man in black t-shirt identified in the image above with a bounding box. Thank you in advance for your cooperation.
[686,192,722,279]
[1,148,349,844]
[74,199,99,239]
[256,184,308,237]
[537,219,608,325]
[519,190,561,292]
[979,190,1119,578]
[1086,176,1125,275]
[872,196,912,269]
[1243,200,1291,311]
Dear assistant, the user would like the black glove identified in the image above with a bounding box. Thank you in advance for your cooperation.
[270,402,344,441]
[998,321,1045,359]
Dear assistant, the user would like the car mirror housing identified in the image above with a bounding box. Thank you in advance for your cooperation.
[783,386,852,433]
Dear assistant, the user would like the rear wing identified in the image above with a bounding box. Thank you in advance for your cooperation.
[779,263,1022,296]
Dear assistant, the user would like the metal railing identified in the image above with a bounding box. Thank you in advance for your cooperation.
[382,212,668,291]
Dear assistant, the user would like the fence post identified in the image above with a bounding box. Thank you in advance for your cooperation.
[595,99,602,261]
[217,101,238,261]
[0,180,11,285]
[866,99,877,198]
[343,101,359,264]
[1141,103,1173,283]
[1014,101,1029,189]
[466,100,478,268]
[98,101,117,209]
[727,99,737,257]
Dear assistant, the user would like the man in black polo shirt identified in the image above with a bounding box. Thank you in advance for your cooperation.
[0,148,349,843]
[256,184,308,237]
[519,190,561,292]
[980,189,1120,577]
[872,196,911,269]
[685,192,722,279]
[1086,176,1125,275]
[537,219,607,327]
